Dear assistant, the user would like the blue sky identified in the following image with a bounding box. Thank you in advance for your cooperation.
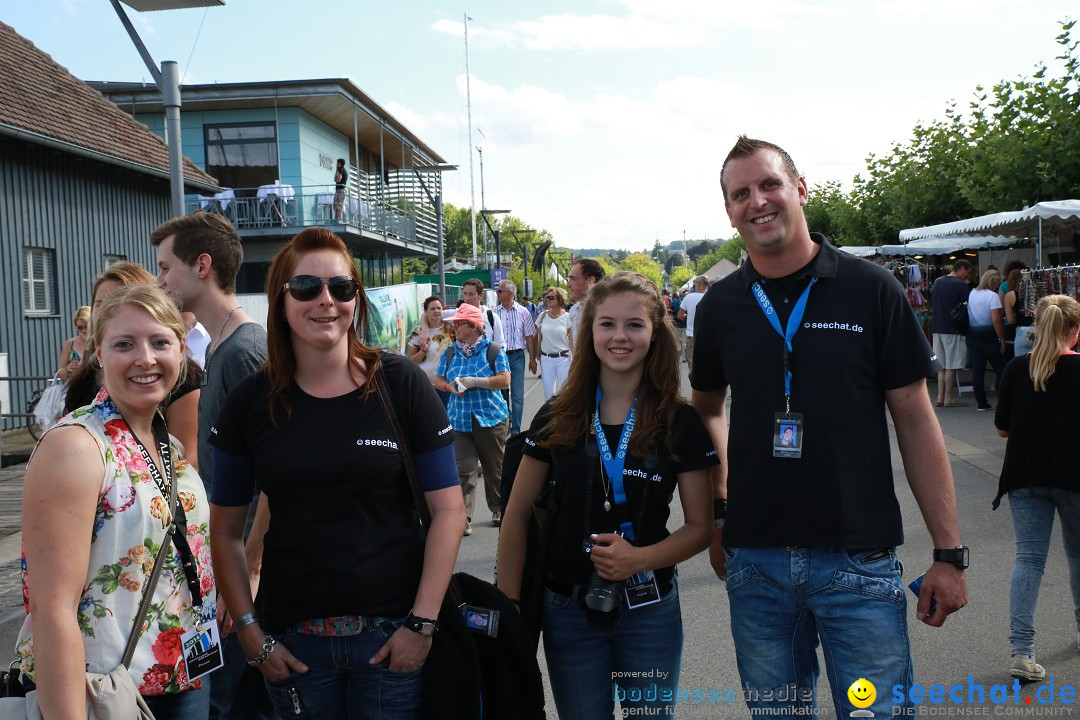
[5,1,1076,250]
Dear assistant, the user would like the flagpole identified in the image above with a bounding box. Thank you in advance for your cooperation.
[465,13,478,266]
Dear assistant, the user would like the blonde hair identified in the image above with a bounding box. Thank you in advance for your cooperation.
[1029,294,1080,392]
[92,284,189,394]
[976,270,1001,291]
[544,286,568,308]
[72,306,91,328]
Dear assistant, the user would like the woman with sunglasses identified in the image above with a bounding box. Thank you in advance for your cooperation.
[497,272,714,720]
[209,228,466,719]
[533,286,573,400]
[407,295,456,406]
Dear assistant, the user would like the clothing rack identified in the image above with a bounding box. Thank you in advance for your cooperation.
[1017,265,1080,316]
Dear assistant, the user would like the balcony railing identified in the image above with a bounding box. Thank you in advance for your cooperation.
[184,185,439,253]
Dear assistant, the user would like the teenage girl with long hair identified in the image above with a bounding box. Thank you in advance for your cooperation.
[497,271,714,720]
[993,294,1080,682]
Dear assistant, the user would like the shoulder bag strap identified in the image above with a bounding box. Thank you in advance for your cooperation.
[372,371,464,606]
[120,459,178,668]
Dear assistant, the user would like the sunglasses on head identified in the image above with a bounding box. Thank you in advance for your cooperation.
[284,275,358,302]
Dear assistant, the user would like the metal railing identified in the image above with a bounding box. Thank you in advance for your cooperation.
[186,185,439,252]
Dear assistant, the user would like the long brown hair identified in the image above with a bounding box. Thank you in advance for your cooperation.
[540,271,683,458]
[1029,294,1080,392]
[263,228,381,422]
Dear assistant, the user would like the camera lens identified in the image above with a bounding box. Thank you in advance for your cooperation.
[584,568,622,613]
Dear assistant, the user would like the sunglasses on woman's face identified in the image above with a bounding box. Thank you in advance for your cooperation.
[284,275,358,302]
[544,295,556,301]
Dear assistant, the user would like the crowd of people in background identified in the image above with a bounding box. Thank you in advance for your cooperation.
[17,135,1080,720]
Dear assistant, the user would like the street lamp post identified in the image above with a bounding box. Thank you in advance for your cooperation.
[413,164,458,299]
[108,0,224,218]
[479,209,510,289]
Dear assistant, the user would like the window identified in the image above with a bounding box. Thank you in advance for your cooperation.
[23,247,55,316]
[103,253,126,269]
[204,122,279,190]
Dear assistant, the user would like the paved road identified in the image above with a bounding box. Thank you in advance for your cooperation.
[2,367,1078,717]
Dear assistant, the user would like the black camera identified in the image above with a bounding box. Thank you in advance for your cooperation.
[582,536,622,613]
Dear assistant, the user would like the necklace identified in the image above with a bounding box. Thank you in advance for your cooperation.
[598,457,613,512]
[206,306,242,364]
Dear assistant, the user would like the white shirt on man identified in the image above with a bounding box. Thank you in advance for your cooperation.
[680,292,704,337]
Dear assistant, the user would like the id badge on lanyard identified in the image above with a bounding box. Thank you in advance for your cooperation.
[751,277,816,459]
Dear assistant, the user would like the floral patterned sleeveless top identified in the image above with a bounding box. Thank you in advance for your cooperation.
[15,387,217,696]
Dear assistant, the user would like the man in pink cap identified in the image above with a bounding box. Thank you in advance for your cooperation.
[435,303,512,535]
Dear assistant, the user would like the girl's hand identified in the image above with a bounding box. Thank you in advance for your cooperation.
[588,533,642,581]
[369,626,432,672]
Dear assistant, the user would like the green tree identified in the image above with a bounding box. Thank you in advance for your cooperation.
[668,265,693,290]
[617,253,663,287]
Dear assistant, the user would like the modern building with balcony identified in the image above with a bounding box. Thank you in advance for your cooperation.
[91,78,448,293]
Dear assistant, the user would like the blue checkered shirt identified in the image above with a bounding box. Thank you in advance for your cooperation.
[436,337,511,431]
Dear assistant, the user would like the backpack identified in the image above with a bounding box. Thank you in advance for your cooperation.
[444,341,511,406]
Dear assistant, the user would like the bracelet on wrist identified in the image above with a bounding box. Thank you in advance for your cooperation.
[234,612,259,631]
[245,635,277,666]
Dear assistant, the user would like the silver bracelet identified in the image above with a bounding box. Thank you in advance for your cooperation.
[234,612,259,630]
[245,635,277,667]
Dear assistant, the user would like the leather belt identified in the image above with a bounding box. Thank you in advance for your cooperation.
[542,351,570,358]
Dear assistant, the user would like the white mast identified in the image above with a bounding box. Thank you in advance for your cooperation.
[465,13,477,265]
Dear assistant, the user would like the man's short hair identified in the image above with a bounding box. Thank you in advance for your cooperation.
[463,278,485,293]
[952,259,974,273]
[336,158,345,166]
[720,135,801,201]
[499,279,517,296]
[693,275,709,288]
[575,258,605,283]
[150,211,243,293]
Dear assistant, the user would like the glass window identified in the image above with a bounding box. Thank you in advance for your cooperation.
[204,122,278,190]
[103,253,126,270]
[23,247,55,316]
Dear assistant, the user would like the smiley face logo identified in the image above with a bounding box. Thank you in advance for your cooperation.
[847,678,876,709]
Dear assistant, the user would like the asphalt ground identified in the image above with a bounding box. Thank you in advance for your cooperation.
[1,365,1078,718]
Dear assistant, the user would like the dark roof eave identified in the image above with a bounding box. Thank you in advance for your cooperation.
[0,121,220,193]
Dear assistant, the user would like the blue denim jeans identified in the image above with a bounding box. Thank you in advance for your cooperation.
[725,547,912,718]
[541,581,683,720]
[506,348,526,436]
[1008,487,1080,656]
[144,688,211,720]
[265,619,422,720]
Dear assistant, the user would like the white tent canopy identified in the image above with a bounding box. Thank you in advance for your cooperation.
[898,200,1080,267]
[838,245,879,258]
[878,234,1018,258]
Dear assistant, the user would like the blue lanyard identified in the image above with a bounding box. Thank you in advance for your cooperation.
[593,386,638,541]
[751,276,817,411]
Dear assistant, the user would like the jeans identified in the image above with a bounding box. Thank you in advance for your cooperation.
[506,349,526,436]
[966,325,1008,405]
[1008,487,1080,656]
[265,619,422,720]
[542,582,683,720]
[144,688,211,720]
[725,547,912,718]
[209,632,274,720]
[1013,327,1035,358]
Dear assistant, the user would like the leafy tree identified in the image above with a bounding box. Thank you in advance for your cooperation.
[617,252,663,287]
[668,265,693,290]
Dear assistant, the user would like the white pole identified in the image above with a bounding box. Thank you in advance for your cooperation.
[465,14,477,265]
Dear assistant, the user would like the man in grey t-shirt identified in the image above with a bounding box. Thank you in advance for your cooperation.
[152,212,269,720]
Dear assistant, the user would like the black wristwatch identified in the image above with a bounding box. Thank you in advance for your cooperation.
[403,612,439,637]
[933,545,969,570]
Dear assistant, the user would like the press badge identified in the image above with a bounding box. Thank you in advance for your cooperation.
[773,412,804,459]
[624,570,662,609]
[180,621,224,681]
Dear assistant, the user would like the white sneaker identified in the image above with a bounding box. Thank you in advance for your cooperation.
[1009,654,1046,681]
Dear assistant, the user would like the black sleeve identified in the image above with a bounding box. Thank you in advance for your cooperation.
[874,269,939,389]
[690,288,727,392]
[208,372,259,456]
[521,401,554,463]
[673,404,720,474]
[995,357,1022,432]
[385,353,454,454]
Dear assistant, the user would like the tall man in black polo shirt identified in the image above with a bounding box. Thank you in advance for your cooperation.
[691,137,968,718]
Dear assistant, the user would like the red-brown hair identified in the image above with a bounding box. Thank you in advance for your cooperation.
[263,228,381,422]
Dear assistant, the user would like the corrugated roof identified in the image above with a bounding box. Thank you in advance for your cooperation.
[0,20,217,190]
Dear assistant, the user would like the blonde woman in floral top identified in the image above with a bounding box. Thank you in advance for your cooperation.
[18,284,216,720]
